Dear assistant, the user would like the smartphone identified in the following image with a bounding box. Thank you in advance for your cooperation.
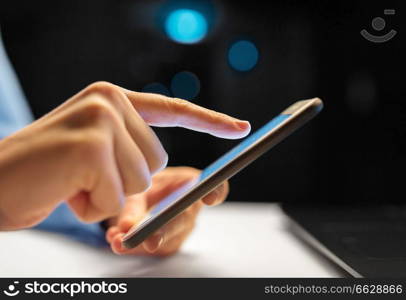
[122,98,323,249]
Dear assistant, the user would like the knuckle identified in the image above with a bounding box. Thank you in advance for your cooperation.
[80,98,117,123]
[172,98,191,113]
[63,98,120,130]
[85,81,117,96]
[84,82,124,110]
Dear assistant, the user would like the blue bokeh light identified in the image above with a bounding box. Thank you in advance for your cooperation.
[171,71,201,100]
[228,40,259,71]
[142,82,171,97]
[165,9,208,44]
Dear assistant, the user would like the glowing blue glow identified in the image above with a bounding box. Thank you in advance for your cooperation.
[165,9,208,44]
[228,40,259,71]
[171,71,201,100]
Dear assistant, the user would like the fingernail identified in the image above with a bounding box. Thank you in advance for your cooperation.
[115,235,125,252]
[235,120,251,131]
[208,187,221,204]
[204,190,218,205]
[144,233,164,253]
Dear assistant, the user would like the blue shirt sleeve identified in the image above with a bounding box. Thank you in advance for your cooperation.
[35,203,108,247]
[0,28,108,247]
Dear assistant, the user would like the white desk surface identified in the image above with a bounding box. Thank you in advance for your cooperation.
[0,202,342,277]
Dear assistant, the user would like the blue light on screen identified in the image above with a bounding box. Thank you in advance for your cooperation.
[149,114,291,216]
[200,114,291,180]
[165,9,208,44]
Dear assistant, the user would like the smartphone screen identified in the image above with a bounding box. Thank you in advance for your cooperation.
[122,98,323,248]
[149,114,291,215]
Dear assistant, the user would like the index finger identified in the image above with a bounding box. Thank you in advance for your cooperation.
[121,88,251,139]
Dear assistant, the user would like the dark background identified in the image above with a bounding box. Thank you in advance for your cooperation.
[0,0,404,204]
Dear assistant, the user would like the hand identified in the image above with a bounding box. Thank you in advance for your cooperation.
[106,167,228,256]
[0,82,250,230]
